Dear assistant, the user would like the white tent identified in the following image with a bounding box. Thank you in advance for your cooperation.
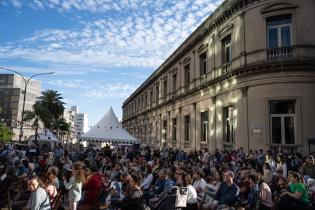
[28,130,59,142]
[28,130,60,148]
[80,107,139,144]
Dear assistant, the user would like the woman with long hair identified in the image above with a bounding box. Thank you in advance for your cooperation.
[182,173,198,210]
[63,162,86,210]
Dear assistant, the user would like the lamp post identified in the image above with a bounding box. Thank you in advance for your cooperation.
[0,66,54,142]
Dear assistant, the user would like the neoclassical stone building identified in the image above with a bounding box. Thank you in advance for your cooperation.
[122,0,315,153]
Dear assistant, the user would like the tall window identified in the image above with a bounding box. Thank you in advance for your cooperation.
[163,80,168,97]
[162,120,167,147]
[156,85,159,103]
[200,52,207,76]
[172,118,177,143]
[267,15,291,48]
[223,106,234,143]
[222,35,232,64]
[172,74,177,93]
[144,94,147,108]
[155,121,159,145]
[270,100,295,144]
[150,91,153,106]
[184,115,190,142]
[201,111,209,142]
[184,64,190,86]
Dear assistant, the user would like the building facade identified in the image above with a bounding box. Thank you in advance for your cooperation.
[74,113,89,136]
[122,0,315,153]
[0,74,41,140]
[63,108,76,134]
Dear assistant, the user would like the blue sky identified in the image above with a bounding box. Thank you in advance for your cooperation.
[0,0,222,126]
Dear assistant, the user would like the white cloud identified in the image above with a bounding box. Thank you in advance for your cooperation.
[48,79,86,88]
[84,83,137,99]
[10,0,22,8]
[2,0,220,73]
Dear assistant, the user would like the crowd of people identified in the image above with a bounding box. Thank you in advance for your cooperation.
[0,142,315,210]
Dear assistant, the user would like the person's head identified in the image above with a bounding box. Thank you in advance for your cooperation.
[248,174,258,187]
[74,162,86,183]
[213,171,222,182]
[158,169,166,179]
[14,159,21,168]
[47,166,59,177]
[265,154,272,162]
[277,155,285,164]
[263,163,271,171]
[28,162,35,170]
[120,172,131,184]
[192,167,204,180]
[131,173,141,186]
[223,171,234,184]
[28,175,40,192]
[183,173,193,187]
[239,169,247,179]
[289,172,302,183]
[175,168,185,183]
[45,170,57,185]
[277,177,286,187]
[276,169,283,177]
[306,155,315,165]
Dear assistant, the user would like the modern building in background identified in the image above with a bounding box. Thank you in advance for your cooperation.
[63,108,76,134]
[63,106,89,137]
[75,113,89,136]
[0,74,41,140]
[122,0,315,153]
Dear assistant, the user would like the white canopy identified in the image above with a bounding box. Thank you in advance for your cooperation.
[80,107,138,144]
[28,130,60,145]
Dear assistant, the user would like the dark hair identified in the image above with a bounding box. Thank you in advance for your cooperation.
[263,163,271,170]
[248,174,258,184]
[131,173,141,185]
[91,165,98,173]
[291,172,302,182]
[29,175,39,181]
[47,166,59,176]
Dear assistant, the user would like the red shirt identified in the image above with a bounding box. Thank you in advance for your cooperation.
[83,173,102,204]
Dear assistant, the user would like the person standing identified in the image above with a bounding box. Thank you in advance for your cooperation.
[63,163,86,210]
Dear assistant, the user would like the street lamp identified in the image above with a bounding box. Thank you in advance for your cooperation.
[0,66,54,142]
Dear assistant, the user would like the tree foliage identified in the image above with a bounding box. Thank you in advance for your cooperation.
[0,122,13,143]
[24,89,67,143]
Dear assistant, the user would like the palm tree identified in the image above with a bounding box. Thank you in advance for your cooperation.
[37,90,65,128]
[24,102,50,144]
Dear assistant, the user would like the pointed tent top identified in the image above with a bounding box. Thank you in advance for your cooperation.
[81,107,138,143]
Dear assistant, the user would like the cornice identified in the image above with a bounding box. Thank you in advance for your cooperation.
[123,0,259,106]
[122,59,315,123]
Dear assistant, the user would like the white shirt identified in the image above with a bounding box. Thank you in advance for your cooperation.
[140,173,153,190]
[193,178,207,193]
[186,185,198,204]
[276,163,287,178]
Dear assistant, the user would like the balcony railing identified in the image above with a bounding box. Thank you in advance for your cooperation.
[200,74,207,84]
[267,47,295,60]
[222,62,232,74]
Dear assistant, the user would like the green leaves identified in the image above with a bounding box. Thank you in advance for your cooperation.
[0,122,13,143]
[38,90,65,121]
[24,89,68,142]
